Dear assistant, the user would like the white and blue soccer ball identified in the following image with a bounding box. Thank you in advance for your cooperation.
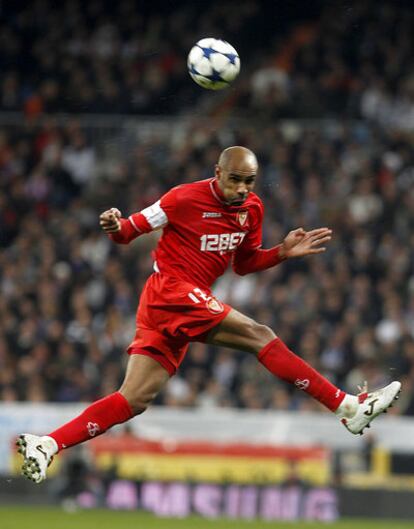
[187,38,240,90]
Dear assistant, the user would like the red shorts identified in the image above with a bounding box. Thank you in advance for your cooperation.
[127,273,231,375]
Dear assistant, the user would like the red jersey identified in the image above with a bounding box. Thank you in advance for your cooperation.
[110,177,284,288]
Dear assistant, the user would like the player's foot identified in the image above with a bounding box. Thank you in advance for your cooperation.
[16,434,58,483]
[339,381,401,435]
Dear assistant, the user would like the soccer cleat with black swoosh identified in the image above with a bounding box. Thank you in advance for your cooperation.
[340,381,401,435]
[16,434,58,483]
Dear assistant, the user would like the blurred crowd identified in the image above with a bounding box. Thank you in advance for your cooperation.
[1,0,413,126]
[0,0,259,115]
[1,0,414,416]
[240,1,414,129]
[1,116,414,416]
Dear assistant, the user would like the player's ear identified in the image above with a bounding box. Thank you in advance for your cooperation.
[215,164,221,179]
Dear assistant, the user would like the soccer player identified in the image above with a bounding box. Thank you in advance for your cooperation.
[17,146,401,483]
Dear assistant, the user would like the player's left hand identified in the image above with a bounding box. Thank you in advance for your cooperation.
[280,227,332,259]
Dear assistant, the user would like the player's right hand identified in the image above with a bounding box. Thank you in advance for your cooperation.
[280,227,332,259]
[100,208,122,233]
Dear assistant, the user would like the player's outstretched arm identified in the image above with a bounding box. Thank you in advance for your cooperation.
[232,227,332,276]
[100,192,175,245]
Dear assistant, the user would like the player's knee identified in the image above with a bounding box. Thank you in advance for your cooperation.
[257,324,277,348]
[247,321,276,352]
[120,388,157,416]
[126,395,153,415]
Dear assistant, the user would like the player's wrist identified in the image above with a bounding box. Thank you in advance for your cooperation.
[278,244,289,260]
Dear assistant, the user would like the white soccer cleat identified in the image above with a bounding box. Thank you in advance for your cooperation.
[16,434,57,483]
[340,381,401,435]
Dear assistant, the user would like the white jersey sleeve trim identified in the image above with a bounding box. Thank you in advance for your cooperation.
[141,200,168,230]
[128,215,141,233]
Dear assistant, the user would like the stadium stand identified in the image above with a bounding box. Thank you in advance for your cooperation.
[1,1,413,122]
[1,0,414,416]
[1,118,414,414]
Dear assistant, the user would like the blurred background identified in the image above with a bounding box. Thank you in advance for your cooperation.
[1,0,414,524]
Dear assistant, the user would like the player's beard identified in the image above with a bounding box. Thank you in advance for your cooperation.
[227,193,247,206]
[229,197,246,206]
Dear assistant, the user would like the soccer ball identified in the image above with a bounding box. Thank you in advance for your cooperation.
[187,38,240,90]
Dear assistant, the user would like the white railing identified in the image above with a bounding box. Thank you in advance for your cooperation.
[1,403,414,473]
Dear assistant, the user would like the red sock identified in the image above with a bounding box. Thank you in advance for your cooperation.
[48,392,133,451]
[258,338,345,411]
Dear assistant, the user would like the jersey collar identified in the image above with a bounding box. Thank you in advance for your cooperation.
[210,177,226,204]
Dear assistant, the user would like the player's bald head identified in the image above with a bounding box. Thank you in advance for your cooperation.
[215,146,258,205]
[218,146,258,175]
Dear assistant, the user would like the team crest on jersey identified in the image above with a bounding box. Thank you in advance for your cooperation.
[237,210,248,226]
[206,297,224,314]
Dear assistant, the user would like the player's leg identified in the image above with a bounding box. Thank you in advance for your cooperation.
[206,308,401,434]
[17,354,170,483]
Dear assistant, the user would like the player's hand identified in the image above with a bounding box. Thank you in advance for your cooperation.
[100,208,122,233]
[280,227,332,259]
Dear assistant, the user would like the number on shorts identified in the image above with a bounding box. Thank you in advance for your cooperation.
[188,287,209,304]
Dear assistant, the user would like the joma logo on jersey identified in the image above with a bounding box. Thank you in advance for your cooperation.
[200,232,246,252]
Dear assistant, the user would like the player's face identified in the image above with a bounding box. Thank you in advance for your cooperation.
[215,166,257,206]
